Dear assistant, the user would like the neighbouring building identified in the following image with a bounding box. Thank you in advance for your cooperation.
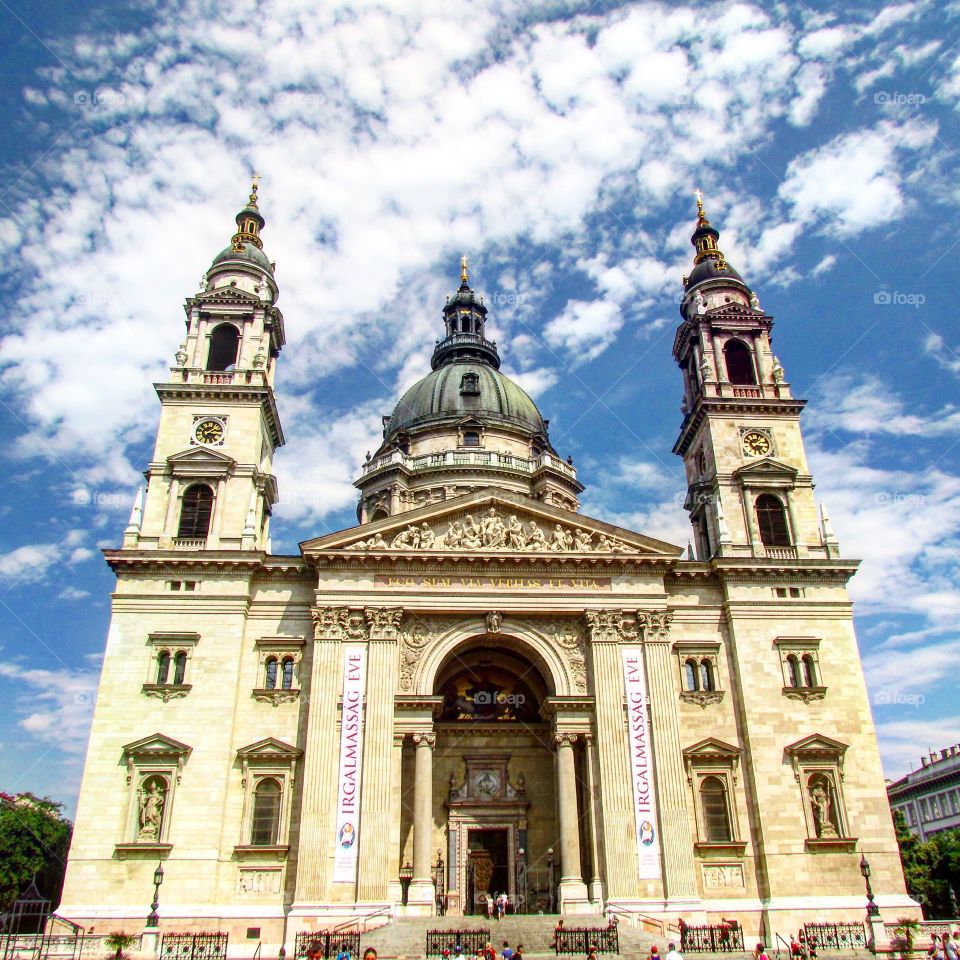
[888,745,960,840]
[58,183,917,951]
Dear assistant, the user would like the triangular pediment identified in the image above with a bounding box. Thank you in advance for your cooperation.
[302,491,682,558]
[682,737,742,761]
[733,456,797,481]
[198,287,260,305]
[236,737,301,761]
[122,733,192,760]
[167,447,236,465]
[785,733,848,759]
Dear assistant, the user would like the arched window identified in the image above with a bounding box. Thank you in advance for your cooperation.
[699,659,715,692]
[756,494,791,547]
[801,654,816,687]
[786,654,801,687]
[264,657,278,690]
[700,776,732,842]
[281,657,295,690]
[173,651,187,685]
[684,659,699,692]
[251,778,282,845]
[206,324,240,371]
[177,484,214,539]
[156,651,171,685]
[370,509,389,522]
[723,339,756,385]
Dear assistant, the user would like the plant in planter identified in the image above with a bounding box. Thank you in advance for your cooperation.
[891,918,920,956]
[104,932,137,960]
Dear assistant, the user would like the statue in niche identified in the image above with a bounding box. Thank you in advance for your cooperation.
[772,356,785,384]
[694,289,706,315]
[486,611,502,634]
[137,778,166,842]
[809,780,838,838]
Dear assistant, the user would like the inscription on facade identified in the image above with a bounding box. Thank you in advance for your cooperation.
[375,575,611,592]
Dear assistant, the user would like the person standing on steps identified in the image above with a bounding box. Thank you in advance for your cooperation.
[501,941,513,960]
[665,941,684,960]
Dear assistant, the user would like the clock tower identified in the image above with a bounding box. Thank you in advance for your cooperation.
[672,195,837,561]
[126,179,285,552]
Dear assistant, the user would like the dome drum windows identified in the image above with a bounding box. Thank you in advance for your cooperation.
[253,636,304,705]
[234,738,302,858]
[776,638,826,702]
[674,642,724,707]
[457,419,486,449]
[143,632,199,701]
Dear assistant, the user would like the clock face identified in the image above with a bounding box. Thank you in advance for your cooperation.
[742,431,771,456]
[194,418,225,445]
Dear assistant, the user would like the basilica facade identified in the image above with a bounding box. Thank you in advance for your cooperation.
[59,185,916,948]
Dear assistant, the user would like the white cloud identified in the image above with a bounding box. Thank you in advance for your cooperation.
[875,715,960,781]
[544,300,623,362]
[924,332,960,375]
[0,545,60,585]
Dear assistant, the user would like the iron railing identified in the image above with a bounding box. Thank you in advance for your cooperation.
[802,923,866,951]
[681,923,745,953]
[426,929,490,957]
[160,933,229,960]
[555,924,619,955]
[294,932,361,959]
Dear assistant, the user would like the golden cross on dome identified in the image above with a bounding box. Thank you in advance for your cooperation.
[251,172,261,191]
[694,188,705,218]
[460,255,469,284]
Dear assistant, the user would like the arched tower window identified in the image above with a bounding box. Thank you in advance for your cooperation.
[700,776,732,842]
[699,659,715,692]
[786,654,801,688]
[756,494,791,547]
[207,324,241,371]
[684,659,699,692]
[250,778,282,845]
[723,339,756,385]
[801,654,816,687]
[173,651,187,685]
[264,656,278,689]
[177,484,214,539]
[281,657,295,690]
[156,651,171,685]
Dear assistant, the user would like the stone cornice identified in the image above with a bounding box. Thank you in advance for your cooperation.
[673,395,808,456]
[103,550,310,578]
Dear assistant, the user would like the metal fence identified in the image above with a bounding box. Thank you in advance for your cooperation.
[426,929,490,957]
[802,923,866,951]
[293,931,361,959]
[160,933,229,960]
[681,924,745,953]
[555,924,619,955]
[1,932,145,960]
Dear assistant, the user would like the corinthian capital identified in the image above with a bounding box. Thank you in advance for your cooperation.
[412,732,436,748]
[584,610,625,643]
[364,606,404,640]
[311,606,349,640]
[637,610,673,643]
[554,732,579,747]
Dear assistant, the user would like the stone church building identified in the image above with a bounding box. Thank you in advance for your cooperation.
[59,185,916,947]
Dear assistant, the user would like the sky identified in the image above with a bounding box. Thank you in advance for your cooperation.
[0,0,958,815]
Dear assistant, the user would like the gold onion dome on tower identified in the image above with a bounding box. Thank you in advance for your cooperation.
[683,190,747,292]
[210,175,273,274]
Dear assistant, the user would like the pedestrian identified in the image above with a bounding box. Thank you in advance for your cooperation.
[790,935,802,960]
[678,919,688,951]
[307,943,323,960]
[485,942,496,960]
[363,952,377,960]
[335,946,351,960]
[929,935,945,960]
[754,943,770,960]
[665,942,683,960]
[487,896,494,920]
[454,945,463,960]
[515,945,524,960]
[587,945,598,960]
[502,942,514,960]
[648,947,660,960]
[945,935,959,960]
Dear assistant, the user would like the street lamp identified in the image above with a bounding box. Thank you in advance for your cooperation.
[147,862,164,927]
[546,848,555,914]
[859,855,879,917]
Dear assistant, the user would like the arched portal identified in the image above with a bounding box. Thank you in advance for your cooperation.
[400,634,574,917]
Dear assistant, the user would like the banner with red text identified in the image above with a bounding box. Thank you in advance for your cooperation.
[333,646,367,883]
[621,646,661,880]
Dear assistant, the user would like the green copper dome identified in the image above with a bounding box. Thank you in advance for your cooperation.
[386,361,547,438]
[210,240,273,273]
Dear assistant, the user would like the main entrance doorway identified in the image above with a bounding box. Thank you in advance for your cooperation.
[466,828,509,915]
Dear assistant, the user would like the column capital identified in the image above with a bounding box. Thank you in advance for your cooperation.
[636,610,673,644]
[554,732,579,747]
[584,610,627,643]
[365,606,404,640]
[311,606,368,641]
[412,732,436,748]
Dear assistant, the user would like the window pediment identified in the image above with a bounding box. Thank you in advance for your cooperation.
[785,734,848,779]
[236,737,301,764]
[732,458,797,483]
[167,447,236,479]
[122,733,192,763]
[683,738,741,765]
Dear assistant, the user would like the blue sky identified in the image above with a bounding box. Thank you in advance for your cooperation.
[1,0,958,814]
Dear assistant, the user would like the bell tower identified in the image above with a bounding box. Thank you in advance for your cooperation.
[124,178,286,552]
[672,194,838,561]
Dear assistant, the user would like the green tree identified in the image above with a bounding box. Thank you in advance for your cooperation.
[0,791,73,919]
[892,810,960,918]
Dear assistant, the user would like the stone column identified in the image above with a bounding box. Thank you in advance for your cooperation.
[555,733,590,912]
[585,612,635,900]
[582,734,604,906]
[407,732,436,913]
[356,608,402,903]
[638,611,699,904]
[293,608,347,904]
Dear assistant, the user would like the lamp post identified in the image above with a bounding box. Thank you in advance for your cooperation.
[517,847,527,915]
[860,855,879,917]
[546,847,555,914]
[147,862,164,927]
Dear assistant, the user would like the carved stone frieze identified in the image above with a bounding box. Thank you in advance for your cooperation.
[346,506,633,554]
[251,688,300,707]
[637,610,673,643]
[141,684,191,702]
[535,617,588,693]
[397,615,448,693]
[782,686,827,703]
[679,690,725,709]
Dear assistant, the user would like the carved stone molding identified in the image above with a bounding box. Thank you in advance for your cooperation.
[251,688,300,707]
[637,610,673,643]
[782,686,827,703]
[141,683,192,702]
[554,733,579,747]
[311,606,367,641]
[536,617,588,694]
[584,610,625,643]
[365,607,403,640]
[412,732,437,748]
[397,615,448,693]
[679,690,725,709]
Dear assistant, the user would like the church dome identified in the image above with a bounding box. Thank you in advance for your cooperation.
[210,240,273,273]
[386,361,547,438]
